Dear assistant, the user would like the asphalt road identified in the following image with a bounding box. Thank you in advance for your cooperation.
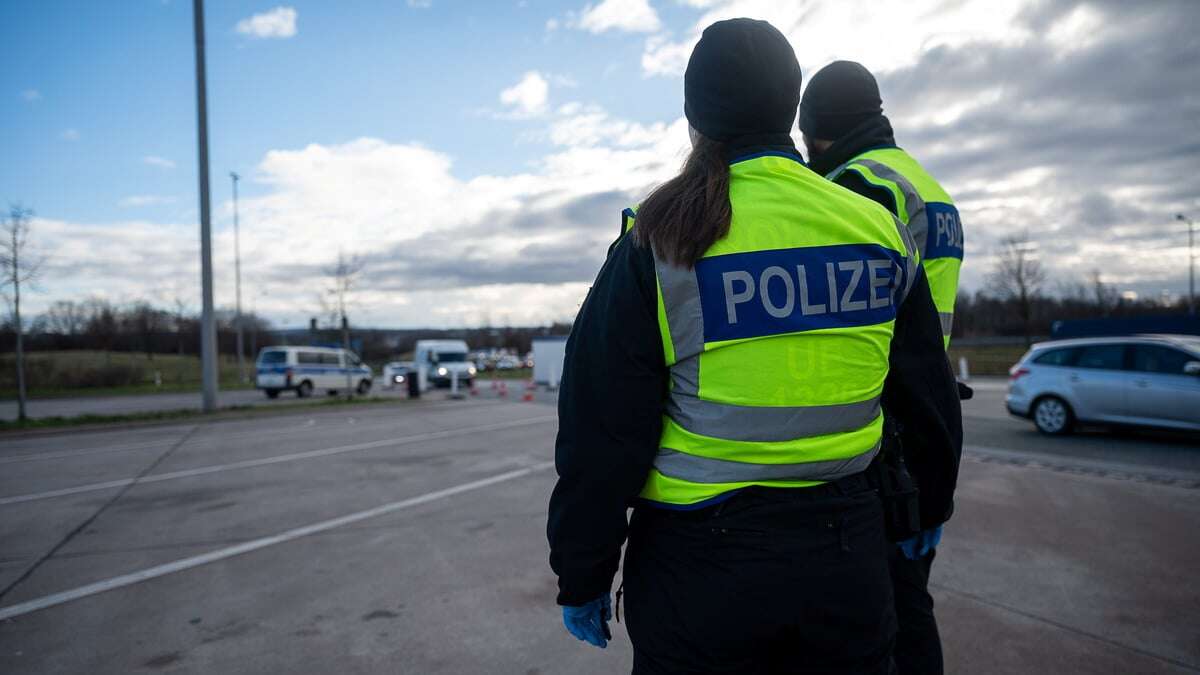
[0,385,1197,673]
[0,385,415,421]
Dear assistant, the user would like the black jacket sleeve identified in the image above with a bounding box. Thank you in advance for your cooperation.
[547,233,666,606]
[834,171,899,216]
[881,268,963,528]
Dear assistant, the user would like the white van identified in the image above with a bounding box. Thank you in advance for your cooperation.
[413,339,476,389]
[255,346,373,398]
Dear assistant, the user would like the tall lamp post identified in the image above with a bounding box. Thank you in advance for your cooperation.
[231,171,246,382]
[193,0,218,412]
[1178,214,1195,315]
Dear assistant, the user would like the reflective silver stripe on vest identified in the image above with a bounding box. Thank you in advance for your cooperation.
[666,394,881,443]
[890,213,919,306]
[653,250,705,396]
[655,441,880,484]
[850,159,929,256]
[939,312,954,336]
[828,158,930,257]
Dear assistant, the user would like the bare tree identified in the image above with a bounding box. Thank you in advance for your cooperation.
[986,233,1047,346]
[1090,269,1119,316]
[0,205,46,421]
[41,300,87,335]
[324,252,366,397]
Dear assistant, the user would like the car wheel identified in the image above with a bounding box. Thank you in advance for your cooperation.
[264,389,280,399]
[296,381,314,398]
[1032,396,1073,435]
[356,379,371,395]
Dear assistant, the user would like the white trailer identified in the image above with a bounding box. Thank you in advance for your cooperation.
[532,336,568,388]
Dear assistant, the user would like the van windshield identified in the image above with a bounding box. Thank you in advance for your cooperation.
[259,350,287,364]
[436,351,467,363]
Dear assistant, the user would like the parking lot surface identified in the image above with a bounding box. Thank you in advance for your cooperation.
[0,385,1197,673]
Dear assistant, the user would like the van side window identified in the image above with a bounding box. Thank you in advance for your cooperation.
[298,351,321,365]
[320,353,341,365]
[1130,345,1192,375]
[1033,348,1079,366]
[1074,344,1125,371]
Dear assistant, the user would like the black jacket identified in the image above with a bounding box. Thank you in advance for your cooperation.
[547,141,963,607]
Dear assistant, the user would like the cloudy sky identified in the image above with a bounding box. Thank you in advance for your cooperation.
[2,0,1197,328]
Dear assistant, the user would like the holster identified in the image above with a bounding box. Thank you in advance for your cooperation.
[867,418,921,542]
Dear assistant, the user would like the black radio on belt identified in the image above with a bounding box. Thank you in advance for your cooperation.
[868,417,921,542]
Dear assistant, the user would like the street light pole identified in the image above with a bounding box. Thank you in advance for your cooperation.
[193,0,218,412]
[231,171,245,382]
[1179,214,1195,315]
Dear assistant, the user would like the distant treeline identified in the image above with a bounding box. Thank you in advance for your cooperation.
[0,291,1192,361]
[0,298,572,363]
[954,290,1192,340]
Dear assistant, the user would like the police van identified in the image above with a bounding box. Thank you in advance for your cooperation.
[255,346,373,399]
[413,339,476,389]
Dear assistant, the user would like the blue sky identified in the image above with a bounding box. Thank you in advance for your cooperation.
[2,0,1198,328]
[2,1,683,224]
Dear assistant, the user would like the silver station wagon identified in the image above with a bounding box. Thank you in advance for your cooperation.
[1006,334,1200,435]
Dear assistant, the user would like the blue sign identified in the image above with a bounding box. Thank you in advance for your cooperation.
[924,202,964,260]
[695,243,908,343]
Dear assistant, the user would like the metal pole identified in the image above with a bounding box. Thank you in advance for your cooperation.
[231,171,245,382]
[193,0,218,412]
[1179,214,1195,315]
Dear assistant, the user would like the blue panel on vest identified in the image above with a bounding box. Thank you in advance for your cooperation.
[924,202,964,260]
[695,243,908,343]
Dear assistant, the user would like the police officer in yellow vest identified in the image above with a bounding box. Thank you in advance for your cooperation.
[548,21,962,674]
[800,60,965,675]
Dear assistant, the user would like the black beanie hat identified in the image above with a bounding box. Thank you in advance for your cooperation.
[684,18,802,142]
[798,60,883,141]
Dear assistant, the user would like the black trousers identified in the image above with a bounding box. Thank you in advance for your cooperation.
[889,547,942,675]
[622,479,897,675]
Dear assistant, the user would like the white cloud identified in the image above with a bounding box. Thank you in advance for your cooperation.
[119,195,177,208]
[60,128,80,141]
[547,103,673,148]
[546,18,560,31]
[27,111,689,326]
[235,6,298,39]
[640,0,1027,78]
[143,155,176,170]
[20,89,41,102]
[499,71,550,117]
[574,0,662,34]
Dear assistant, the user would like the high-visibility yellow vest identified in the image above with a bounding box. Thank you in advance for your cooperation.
[827,148,963,348]
[628,151,920,507]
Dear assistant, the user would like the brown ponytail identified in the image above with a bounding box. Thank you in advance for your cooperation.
[632,134,731,268]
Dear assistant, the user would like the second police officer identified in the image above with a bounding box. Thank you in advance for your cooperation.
[548,19,963,674]
[801,60,967,675]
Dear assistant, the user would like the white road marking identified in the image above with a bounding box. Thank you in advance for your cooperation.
[0,415,556,506]
[0,401,505,465]
[0,437,186,465]
[0,461,556,621]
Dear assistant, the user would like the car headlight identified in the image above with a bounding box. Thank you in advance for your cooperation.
[437,367,448,376]
[468,366,477,375]
[394,375,404,383]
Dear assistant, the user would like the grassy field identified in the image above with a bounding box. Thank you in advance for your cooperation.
[947,344,1028,377]
[0,350,255,399]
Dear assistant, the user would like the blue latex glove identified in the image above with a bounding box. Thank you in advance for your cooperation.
[899,526,943,560]
[562,594,613,648]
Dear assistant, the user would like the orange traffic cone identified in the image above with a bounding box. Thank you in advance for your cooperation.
[522,390,534,402]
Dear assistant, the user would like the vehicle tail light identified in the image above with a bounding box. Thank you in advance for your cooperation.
[1009,366,1030,381]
